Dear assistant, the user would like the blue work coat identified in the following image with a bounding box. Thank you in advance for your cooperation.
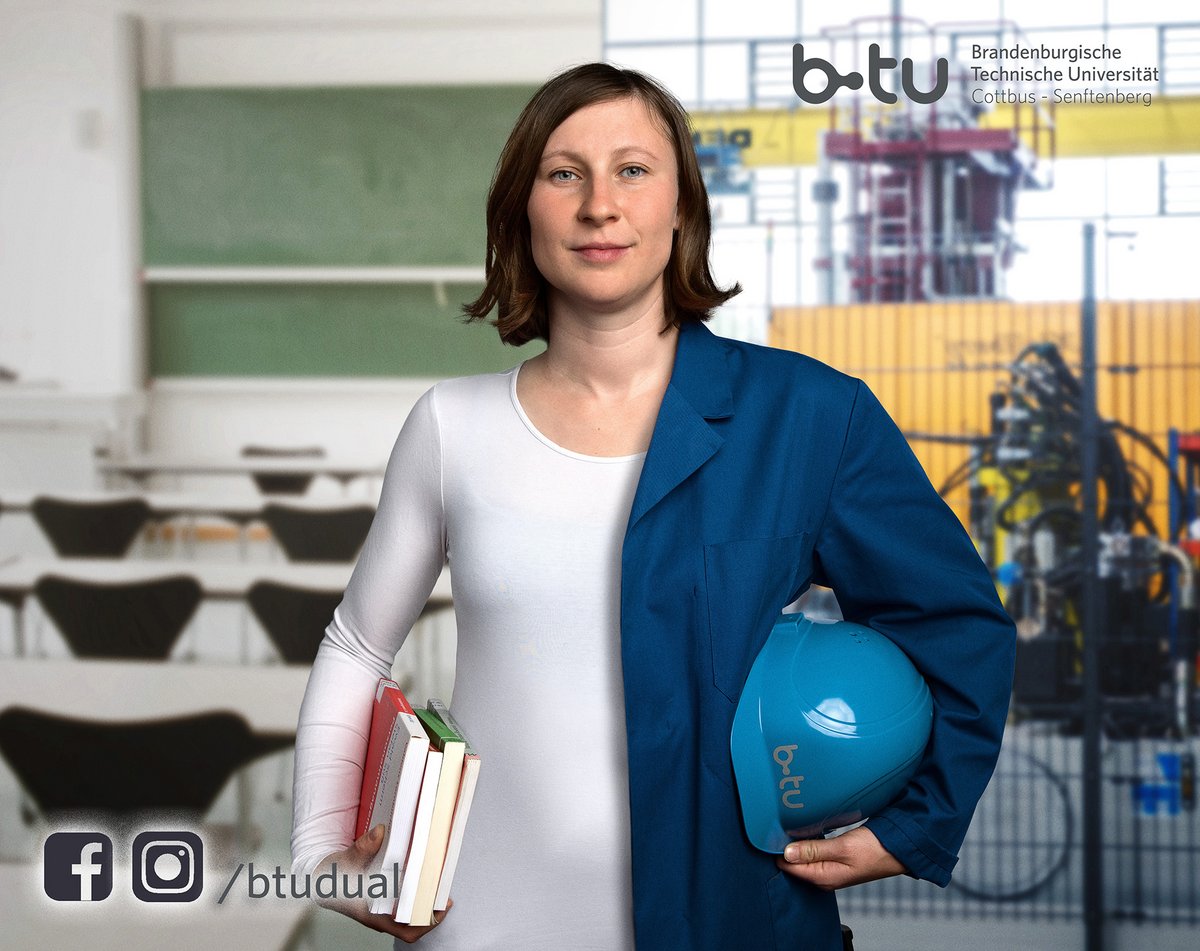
[618,321,1016,950]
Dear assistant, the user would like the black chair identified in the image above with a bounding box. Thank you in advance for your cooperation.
[34,574,202,659]
[0,587,23,612]
[0,706,292,816]
[0,501,30,650]
[247,581,341,664]
[241,444,325,495]
[261,502,374,562]
[0,584,26,655]
[31,495,151,557]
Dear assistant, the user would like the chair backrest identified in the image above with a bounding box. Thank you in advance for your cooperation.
[0,499,15,608]
[241,444,325,495]
[0,706,292,816]
[31,495,151,557]
[260,503,375,562]
[34,574,203,660]
[0,494,23,606]
[247,581,342,664]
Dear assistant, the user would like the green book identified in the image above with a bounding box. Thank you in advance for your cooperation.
[404,706,467,926]
[415,707,461,752]
[426,698,477,756]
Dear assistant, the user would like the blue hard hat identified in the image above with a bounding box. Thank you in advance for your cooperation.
[731,613,933,853]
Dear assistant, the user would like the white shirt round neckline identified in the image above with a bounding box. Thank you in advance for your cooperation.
[508,362,648,465]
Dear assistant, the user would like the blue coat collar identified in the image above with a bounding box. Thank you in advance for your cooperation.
[627,321,733,530]
[669,320,734,420]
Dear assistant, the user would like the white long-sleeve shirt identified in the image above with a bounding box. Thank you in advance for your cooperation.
[291,365,643,950]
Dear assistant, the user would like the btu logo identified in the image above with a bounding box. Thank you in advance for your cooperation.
[792,43,948,105]
[773,744,805,810]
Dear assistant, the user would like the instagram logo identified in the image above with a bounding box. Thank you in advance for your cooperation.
[131,831,203,902]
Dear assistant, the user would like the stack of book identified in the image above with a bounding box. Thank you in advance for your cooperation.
[355,678,482,926]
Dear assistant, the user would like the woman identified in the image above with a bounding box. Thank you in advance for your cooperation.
[291,63,1015,950]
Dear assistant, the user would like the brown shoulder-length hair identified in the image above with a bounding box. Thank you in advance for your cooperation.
[462,62,741,346]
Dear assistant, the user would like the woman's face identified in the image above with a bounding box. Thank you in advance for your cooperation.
[527,96,680,321]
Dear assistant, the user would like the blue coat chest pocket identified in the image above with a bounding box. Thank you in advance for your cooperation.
[702,531,812,703]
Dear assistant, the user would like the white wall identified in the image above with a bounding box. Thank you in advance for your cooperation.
[1,0,137,392]
[137,0,602,88]
[0,0,601,471]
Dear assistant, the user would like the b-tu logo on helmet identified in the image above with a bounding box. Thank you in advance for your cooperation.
[792,43,948,105]
[773,744,805,809]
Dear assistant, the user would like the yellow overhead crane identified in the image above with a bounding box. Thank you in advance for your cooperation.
[690,95,1200,166]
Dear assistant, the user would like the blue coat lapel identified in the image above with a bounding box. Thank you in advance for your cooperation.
[627,321,733,530]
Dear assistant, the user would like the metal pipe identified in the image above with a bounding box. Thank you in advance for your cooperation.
[1080,221,1105,951]
[1160,543,1197,611]
[918,155,953,301]
[891,0,903,62]
[815,130,836,305]
[941,158,955,294]
[1160,541,1197,738]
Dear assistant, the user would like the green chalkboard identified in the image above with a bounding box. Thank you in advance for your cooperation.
[142,85,536,266]
[148,283,541,378]
[141,85,541,376]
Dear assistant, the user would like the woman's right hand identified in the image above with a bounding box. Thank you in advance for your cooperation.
[314,824,451,944]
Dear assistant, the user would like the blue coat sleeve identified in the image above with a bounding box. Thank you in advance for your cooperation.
[810,379,1016,886]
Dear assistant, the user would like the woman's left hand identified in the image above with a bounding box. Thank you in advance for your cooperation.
[776,826,906,890]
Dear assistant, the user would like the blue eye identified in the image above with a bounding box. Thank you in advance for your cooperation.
[621,166,647,178]
[550,169,578,182]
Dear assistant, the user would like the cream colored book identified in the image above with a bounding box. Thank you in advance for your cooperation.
[397,707,465,926]
[393,746,444,925]
[427,699,481,913]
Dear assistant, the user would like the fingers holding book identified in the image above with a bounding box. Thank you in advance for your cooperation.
[314,823,453,943]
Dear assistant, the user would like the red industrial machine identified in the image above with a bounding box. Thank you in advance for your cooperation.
[814,17,1056,302]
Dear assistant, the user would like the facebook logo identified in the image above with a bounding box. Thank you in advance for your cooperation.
[44,832,113,902]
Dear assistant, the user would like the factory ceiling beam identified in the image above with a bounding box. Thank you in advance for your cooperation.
[689,94,1200,166]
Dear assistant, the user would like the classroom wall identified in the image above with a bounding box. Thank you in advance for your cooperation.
[0,0,601,471]
[1,0,137,392]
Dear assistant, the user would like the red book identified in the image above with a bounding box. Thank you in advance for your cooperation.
[355,678,432,916]
[355,678,419,839]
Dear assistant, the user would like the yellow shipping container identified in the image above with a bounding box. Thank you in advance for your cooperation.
[769,300,1200,533]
